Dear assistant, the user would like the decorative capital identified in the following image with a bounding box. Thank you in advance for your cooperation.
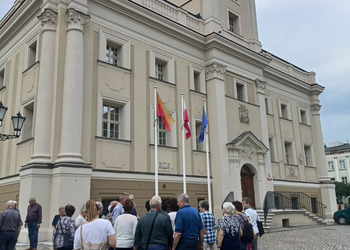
[38,8,57,30]
[66,8,90,31]
[205,62,226,81]
[311,104,321,111]
[255,79,267,93]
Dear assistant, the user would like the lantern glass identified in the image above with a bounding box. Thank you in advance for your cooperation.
[12,112,26,132]
[0,102,8,122]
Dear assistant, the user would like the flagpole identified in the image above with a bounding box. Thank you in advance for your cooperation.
[154,87,158,196]
[204,101,212,213]
[181,94,187,193]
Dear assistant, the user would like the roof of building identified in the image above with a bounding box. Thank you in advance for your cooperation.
[325,143,350,153]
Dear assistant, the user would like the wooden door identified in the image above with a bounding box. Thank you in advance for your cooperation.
[241,165,256,208]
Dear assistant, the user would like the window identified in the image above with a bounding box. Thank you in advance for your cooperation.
[284,141,294,164]
[269,137,277,162]
[279,101,291,119]
[304,145,313,166]
[102,104,120,139]
[155,59,166,81]
[339,160,346,169]
[158,117,167,146]
[299,107,309,124]
[328,161,334,170]
[98,95,130,140]
[22,102,34,141]
[99,30,131,69]
[342,177,348,184]
[228,11,240,34]
[149,50,175,83]
[106,41,121,66]
[28,41,37,67]
[151,106,176,147]
[194,120,205,151]
[0,67,4,89]
[190,65,205,93]
[234,79,247,102]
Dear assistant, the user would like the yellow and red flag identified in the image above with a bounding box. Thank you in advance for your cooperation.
[157,93,175,132]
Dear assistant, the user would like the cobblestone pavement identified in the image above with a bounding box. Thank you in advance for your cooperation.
[15,224,350,250]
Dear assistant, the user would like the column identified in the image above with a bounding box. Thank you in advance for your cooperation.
[201,0,222,35]
[56,8,90,163]
[205,62,230,219]
[334,157,340,181]
[246,0,262,52]
[30,8,57,163]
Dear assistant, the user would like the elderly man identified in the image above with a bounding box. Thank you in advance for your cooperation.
[172,193,205,250]
[134,196,173,250]
[112,193,129,224]
[24,197,42,250]
[0,200,23,250]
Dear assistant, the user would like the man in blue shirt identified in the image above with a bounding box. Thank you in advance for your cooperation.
[172,193,205,250]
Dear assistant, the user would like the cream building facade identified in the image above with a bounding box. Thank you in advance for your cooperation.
[0,0,336,242]
[326,142,350,184]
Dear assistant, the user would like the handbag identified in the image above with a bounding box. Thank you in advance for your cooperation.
[256,220,265,237]
[59,218,74,249]
[80,223,108,250]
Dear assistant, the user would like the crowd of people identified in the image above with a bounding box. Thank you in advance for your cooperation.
[0,193,262,250]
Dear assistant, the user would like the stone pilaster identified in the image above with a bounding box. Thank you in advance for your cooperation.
[56,8,90,163]
[30,8,58,163]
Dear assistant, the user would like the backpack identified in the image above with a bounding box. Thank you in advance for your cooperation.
[239,214,254,243]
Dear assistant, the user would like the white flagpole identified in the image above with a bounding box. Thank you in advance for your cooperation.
[154,87,158,196]
[181,94,187,193]
[204,101,212,213]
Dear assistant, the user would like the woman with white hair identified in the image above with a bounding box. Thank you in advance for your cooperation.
[216,202,242,250]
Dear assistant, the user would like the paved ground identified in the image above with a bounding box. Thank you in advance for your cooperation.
[15,224,350,250]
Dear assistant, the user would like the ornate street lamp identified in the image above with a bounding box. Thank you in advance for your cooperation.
[0,101,26,141]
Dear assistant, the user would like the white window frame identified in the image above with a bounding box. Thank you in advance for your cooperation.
[97,94,130,140]
[190,65,206,93]
[21,99,35,141]
[304,144,314,167]
[149,49,175,84]
[227,9,240,34]
[299,107,309,125]
[99,29,131,69]
[342,177,348,184]
[284,140,295,165]
[278,100,291,120]
[24,35,39,70]
[150,106,177,147]
[339,160,346,169]
[328,161,334,170]
[234,79,248,102]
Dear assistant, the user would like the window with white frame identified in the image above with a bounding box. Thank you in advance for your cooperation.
[234,79,247,102]
[269,137,277,162]
[279,101,291,119]
[158,117,168,146]
[328,161,334,170]
[28,41,37,67]
[228,11,240,34]
[106,41,121,66]
[299,107,309,124]
[194,120,205,151]
[149,50,175,83]
[0,67,4,89]
[304,145,313,166]
[98,95,130,140]
[339,160,346,169]
[22,101,34,141]
[151,106,176,147]
[284,141,294,164]
[190,65,205,93]
[99,30,130,69]
[342,177,348,184]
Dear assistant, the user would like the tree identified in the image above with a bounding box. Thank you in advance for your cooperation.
[334,181,350,203]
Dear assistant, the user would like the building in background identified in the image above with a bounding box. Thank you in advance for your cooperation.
[326,142,350,184]
[0,0,336,242]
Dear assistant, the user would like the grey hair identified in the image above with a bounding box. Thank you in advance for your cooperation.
[177,193,189,203]
[222,202,235,215]
[7,200,16,207]
[80,203,87,213]
[29,197,36,202]
[149,196,162,209]
[95,201,103,210]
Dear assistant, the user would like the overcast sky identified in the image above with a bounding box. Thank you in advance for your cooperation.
[1,0,349,145]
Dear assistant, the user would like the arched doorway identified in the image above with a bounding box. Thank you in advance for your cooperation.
[241,165,256,208]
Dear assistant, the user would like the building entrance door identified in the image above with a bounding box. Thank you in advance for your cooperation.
[241,165,256,208]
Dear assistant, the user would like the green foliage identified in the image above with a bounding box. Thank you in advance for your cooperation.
[334,181,350,203]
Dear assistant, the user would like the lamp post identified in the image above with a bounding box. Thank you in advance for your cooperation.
[0,101,26,141]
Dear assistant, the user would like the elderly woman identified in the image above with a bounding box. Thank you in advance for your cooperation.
[217,202,242,250]
[73,200,116,249]
[75,203,87,229]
